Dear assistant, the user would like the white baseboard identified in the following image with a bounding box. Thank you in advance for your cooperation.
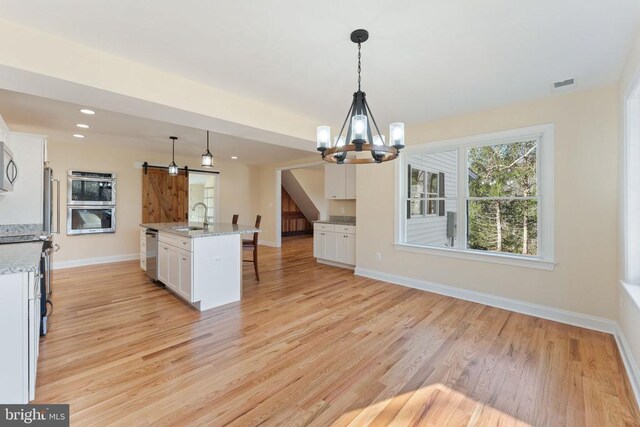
[354,267,617,333]
[614,324,640,409]
[53,253,139,270]
[259,240,278,248]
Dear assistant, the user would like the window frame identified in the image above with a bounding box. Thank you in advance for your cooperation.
[408,167,442,218]
[394,123,555,271]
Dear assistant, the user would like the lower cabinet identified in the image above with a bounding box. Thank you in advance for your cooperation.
[158,235,194,303]
[139,227,147,271]
[178,251,193,301]
[0,271,40,403]
[158,242,169,284]
[313,223,356,267]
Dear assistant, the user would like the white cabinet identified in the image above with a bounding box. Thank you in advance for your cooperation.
[157,234,194,303]
[0,133,47,225]
[335,233,356,265]
[167,246,180,293]
[178,250,193,301]
[150,231,242,311]
[345,165,357,199]
[158,242,169,284]
[139,227,147,271]
[313,230,336,260]
[324,164,357,199]
[313,223,356,268]
[0,271,40,403]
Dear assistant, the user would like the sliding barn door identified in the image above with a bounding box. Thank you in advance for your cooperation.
[142,168,189,223]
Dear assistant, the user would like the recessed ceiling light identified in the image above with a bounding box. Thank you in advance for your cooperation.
[231,156,238,159]
[80,109,95,115]
[76,123,89,129]
[73,134,85,139]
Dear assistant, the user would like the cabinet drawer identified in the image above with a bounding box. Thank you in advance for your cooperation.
[335,225,355,235]
[314,223,336,232]
[159,232,193,252]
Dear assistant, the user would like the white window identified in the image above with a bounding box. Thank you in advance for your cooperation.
[395,124,555,270]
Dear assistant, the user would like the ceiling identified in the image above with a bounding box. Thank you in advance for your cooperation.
[0,1,638,127]
[0,89,313,165]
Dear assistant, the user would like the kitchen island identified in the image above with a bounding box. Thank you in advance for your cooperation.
[140,222,259,311]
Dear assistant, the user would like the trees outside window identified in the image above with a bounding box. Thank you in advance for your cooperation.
[467,140,538,256]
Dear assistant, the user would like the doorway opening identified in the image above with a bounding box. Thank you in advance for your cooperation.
[188,172,219,224]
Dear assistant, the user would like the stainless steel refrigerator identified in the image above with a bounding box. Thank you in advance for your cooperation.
[41,167,60,335]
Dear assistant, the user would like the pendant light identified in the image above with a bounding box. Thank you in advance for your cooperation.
[317,29,405,164]
[201,130,213,168]
[168,136,179,176]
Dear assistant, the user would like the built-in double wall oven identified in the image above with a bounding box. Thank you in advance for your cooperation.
[67,170,117,235]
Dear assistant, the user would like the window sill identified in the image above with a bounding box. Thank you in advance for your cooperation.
[393,243,557,271]
[620,281,640,311]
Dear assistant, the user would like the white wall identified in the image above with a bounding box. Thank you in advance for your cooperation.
[357,86,619,320]
[47,139,256,266]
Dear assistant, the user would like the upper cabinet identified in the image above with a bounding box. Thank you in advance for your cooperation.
[0,133,47,225]
[324,164,357,200]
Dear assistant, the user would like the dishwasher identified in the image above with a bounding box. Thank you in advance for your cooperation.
[145,228,159,281]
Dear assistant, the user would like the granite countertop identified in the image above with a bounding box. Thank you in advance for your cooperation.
[140,222,260,239]
[0,223,48,244]
[0,242,43,275]
[313,216,356,226]
[313,220,356,226]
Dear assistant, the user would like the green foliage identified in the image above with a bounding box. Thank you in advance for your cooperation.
[467,141,538,255]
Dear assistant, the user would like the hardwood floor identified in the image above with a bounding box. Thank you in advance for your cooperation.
[37,237,639,426]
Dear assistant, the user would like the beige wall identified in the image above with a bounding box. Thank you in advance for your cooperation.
[356,86,618,320]
[254,87,618,320]
[329,200,356,217]
[290,167,328,220]
[48,140,256,265]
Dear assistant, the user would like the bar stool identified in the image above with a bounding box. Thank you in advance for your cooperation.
[242,215,261,281]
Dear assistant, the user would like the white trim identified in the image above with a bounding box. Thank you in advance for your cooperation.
[615,322,640,409]
[395,123,555,264]
[393,243,556,271]
[354,267,615,333]
[258,240,278,248]
[52,253,139,270]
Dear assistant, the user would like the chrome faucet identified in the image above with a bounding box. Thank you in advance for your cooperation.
[191,202,209,227]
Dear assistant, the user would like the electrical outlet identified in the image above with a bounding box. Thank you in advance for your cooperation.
[341,207,345,213]
[376,252,382,262]
[213,256,222,263]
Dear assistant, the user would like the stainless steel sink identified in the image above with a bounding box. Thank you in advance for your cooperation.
[171,226,205,231]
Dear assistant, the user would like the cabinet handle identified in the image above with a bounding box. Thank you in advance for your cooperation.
[182,257,187,261]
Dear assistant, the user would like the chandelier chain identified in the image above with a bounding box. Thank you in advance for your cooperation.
[357,41,361,92]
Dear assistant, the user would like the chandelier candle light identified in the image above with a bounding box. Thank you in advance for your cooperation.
[201,130,213,168]
[168,136,179,176]
[317,29,405,164]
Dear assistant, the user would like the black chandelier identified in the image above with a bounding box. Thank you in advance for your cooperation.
[317,29,405,164]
